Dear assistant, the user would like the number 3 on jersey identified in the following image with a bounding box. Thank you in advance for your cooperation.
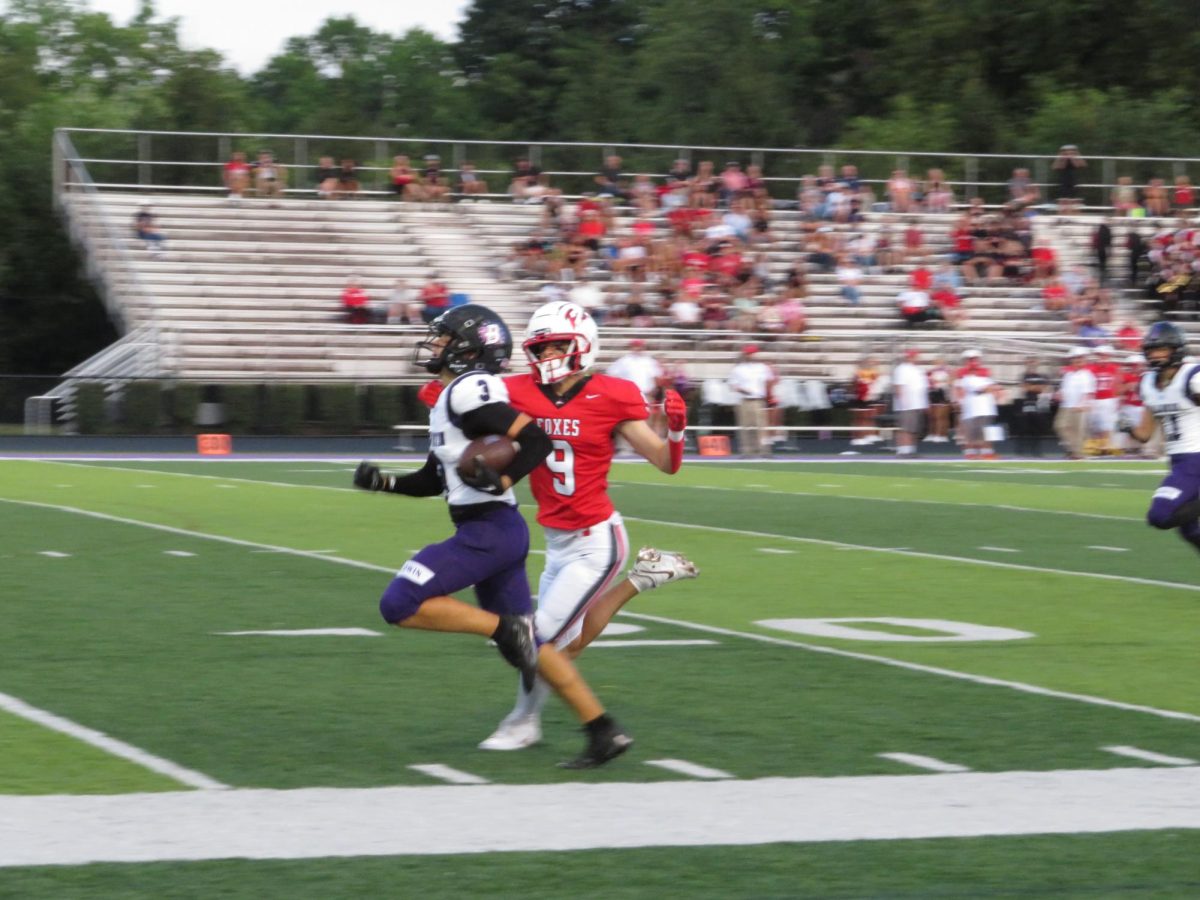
[546,439,575,495]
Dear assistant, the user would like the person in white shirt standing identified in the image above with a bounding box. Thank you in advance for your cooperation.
[727,344,777,457]
[955,349,1002,459]
[891,348,929,456]
[608,338,666,435]
[1054,347,1096,460]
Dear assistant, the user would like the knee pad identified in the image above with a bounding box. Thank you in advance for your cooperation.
[379,577,425,624]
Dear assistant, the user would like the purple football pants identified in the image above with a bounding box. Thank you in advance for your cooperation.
[1146,452,1200,550]
[379,504,533,624]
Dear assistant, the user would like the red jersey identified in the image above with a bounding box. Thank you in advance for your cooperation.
[506,372,648,530]
[1121,368,1142,406]
[1088,362,1120,400]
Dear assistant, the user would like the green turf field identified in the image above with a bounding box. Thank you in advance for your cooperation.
[1,457,1198,897]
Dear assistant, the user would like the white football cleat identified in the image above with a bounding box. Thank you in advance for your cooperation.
[628,547,699,592]
[478,715,542,751]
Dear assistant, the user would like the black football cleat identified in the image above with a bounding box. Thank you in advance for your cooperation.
[558,717,634,769]
[493,614,538,691]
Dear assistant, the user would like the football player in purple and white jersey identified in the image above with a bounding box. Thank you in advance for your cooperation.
[1123,321,1200,553]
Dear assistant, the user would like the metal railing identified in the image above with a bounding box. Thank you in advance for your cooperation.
[56,127,1200,212]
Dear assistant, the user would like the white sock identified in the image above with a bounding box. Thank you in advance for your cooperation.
[509,675,551,722]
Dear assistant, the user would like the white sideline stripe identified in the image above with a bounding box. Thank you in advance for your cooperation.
[1089,545,1130,552]
[6,497,1199,725]
[620,612,1200,725]
[0,691,227,791]
[135,484,156,488]
[879,753,969,773]
[164,550,195,557]
[978,546,1020,553]
[252,548,339,554]
[620,514,1200,595]
[38,551,71,558]
[1102,745,1198,766]
[2,767,1198,865]
[408,764,489,785]
[757,547,794,554]
[589,639,717,648]
[645,759,735,779]
[217,628,381,637]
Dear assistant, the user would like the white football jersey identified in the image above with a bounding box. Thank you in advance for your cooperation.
[429,371,518,507]
[1140,365,1200,454]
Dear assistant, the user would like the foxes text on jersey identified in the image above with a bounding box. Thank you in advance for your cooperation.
[1139,364,1200,455]
[506,373,647,529]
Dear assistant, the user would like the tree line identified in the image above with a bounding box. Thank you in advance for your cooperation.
[3,0,1200,375]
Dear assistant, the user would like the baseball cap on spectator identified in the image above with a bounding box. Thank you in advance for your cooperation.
[629,339,646,349]
[1068,347,1088,358]
[961,349,981,359]
[1096,344,1114,355]
[743,344,760,355]
[905,348,921,359]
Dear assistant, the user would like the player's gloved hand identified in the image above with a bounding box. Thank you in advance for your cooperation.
[664,388,688,434]
[417,379,444,410]
[460,456,505,495]
[353,461,392,492]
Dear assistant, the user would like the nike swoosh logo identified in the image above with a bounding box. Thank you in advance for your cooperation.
[585,394,601,399]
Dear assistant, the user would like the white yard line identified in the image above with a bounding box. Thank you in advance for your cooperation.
[1088,546,1130,553]
[0,691,227,791]
[978,546,1020,553]
[1102,745,1198,766]
[408,764,490,785]
[645,759,734,779]
[589,639,717,648]
[217,629,381,637]
[5,497,1199,726]
[757,548,795,554]
[619,612,1200,725]
[164,550,195,557]
[37,551,71,558]
[878,753,970,773]
[1,767,1197,866]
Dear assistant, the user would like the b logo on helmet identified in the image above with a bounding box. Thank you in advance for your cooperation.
[479,323,506,345]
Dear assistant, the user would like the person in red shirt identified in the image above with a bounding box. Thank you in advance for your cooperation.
[479,300,698,751]
[340,277,370,324]
[418,276,450,323]
[223,151,250,199]
[1087,344,1122,455]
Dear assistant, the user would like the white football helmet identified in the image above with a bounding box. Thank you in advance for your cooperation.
[523,301,599,384]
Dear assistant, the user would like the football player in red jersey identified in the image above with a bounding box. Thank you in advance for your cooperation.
[479,300,699,751]
[1087,344,1122,455]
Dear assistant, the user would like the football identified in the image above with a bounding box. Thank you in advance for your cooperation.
[456,434,517,479]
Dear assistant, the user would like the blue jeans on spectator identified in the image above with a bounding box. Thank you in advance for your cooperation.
[841,285,861,305]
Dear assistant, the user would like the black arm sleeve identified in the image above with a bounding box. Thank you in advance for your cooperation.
[458,403,552,485]
[384,453,444,497]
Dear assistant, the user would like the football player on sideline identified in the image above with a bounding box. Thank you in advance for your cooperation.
[353,304,633,768]
[479,300,698,752]
[1122,321,1200,555]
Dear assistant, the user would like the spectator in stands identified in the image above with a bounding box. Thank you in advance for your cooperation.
[387,279,419,325]
[314,155,339,199]
[418,273,451,323]
[897,286,937,328]
[806,226,838,273]
[1006,167,1040,212]
[719,161,750,207]
[223,151,251,200]
[921,169,954,213]
[775,292,808,334]
[508,157,543,201]
[1144,177,1170,218]
[661,159,692,210]
[252,150,285,200]
[336,159,360,199]
[1052,145,1086,214]
[902,218,925,261]
[1116,320,1143,352]
[962,230,1004,284]
[1054,347,1094,459]
[690,160,719,208]
[455,161,489,198]
[1126,226,1147,286]
[668,289,702,328]
[727,344,776,457]
[568,278,608,325]
[892,349,929,457]
[887,169,915,212]
[595,155,630,202]
[421,155,449,202]
[391,154,420,200]
[1173,175,1195,214]
[1093,218,1112,284]
[836,254,863,305]
[629,173,657,215]
[133,206,166,256]
[341,277,370,324]
[1111,175,1138,216]
[746,164,770,213]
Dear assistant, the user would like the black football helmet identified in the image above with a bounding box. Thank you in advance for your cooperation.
[1141,321,1187,371]
[413,304,513,376]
